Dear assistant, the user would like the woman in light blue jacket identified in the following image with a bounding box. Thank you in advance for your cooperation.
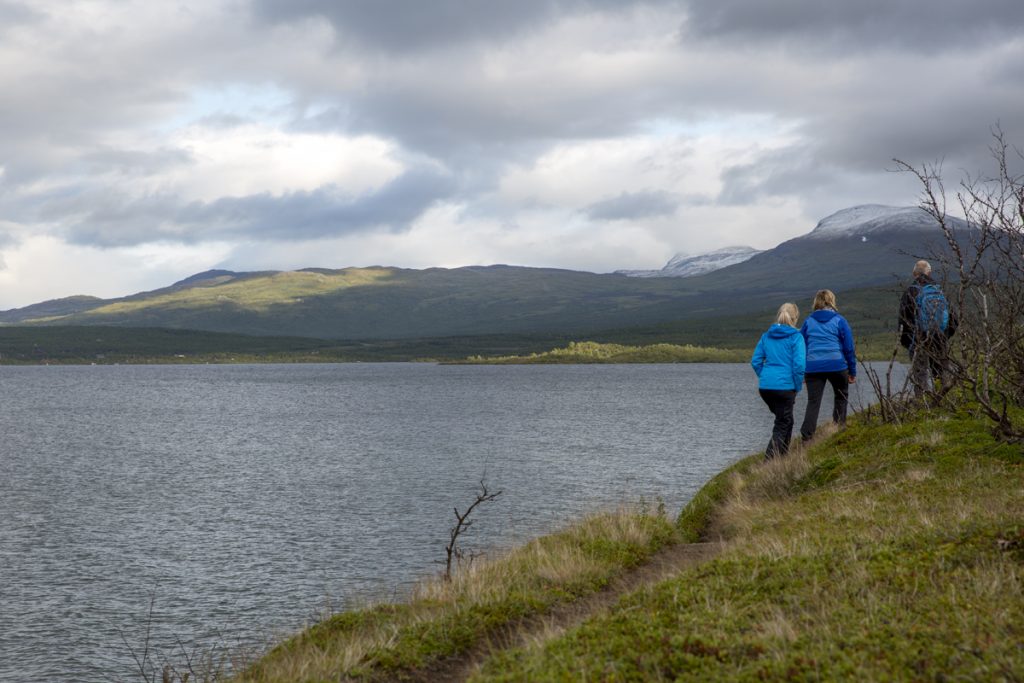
[751,302,806,458]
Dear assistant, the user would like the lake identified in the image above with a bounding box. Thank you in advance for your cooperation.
[0,362,895,681]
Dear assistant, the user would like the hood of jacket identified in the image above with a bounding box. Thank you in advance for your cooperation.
[809,309,838,324]
[767,324,801,340]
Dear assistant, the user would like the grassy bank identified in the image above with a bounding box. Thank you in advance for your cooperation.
[212,408,1021,681]
[457,341,749,364]
[473,411,1024,681]
[234,509,676,682]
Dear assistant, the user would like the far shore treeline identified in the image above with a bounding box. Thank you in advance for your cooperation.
[0,308,898,365]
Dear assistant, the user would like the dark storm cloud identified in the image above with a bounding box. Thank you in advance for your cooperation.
[682,0,1024,52]
[251,0,669,51]
[260,0,693,158]
[5,0,1024,262]
[46,167,456,247]
[584,190,679,221]
[717,147,826,206]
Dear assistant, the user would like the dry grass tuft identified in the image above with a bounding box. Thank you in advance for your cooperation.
[905,467,933,482]
[911,430,945,447]
[712,439,814,541]
[758,606,799,643]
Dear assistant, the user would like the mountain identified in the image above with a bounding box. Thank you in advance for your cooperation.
[807,204,947,239]
[616,246,762,278]
[0,205,970,340]
[689,204,971,294]
[0,295,105,324]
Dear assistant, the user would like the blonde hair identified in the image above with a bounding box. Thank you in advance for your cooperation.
[776,302,799,328]
[913,260,932,277]
[813,289,837,311]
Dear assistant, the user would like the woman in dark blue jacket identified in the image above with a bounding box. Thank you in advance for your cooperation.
[751,302,806,458]
[799,289,856,441]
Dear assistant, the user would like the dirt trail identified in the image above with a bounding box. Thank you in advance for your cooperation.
[410,540,723,682]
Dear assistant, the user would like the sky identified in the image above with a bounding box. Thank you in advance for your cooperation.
[1,0,1022,308]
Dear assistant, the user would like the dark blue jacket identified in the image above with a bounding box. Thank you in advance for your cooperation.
[800,309,856,377]
[751,324,806,391]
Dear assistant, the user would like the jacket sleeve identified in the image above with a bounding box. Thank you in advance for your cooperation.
[792,335,806,392]
[839,316,857,377]
[751,336,766,377]
[899,286,916,348]
[946,304,959,338]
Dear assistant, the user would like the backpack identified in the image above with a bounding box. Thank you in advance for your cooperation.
[915,284,949,333]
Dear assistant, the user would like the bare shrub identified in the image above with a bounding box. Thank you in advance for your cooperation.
[117,593,240,683]
[894,126,1024,441]
[443,479,503,582]
[859,332,915,424]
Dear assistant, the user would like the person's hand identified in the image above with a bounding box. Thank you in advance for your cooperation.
[848,375,856,384]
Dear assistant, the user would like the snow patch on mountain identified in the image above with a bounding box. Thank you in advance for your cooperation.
[809,205,943,238]
[618,245,762,278]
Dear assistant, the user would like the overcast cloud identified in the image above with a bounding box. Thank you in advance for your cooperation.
[0,0,1021,307]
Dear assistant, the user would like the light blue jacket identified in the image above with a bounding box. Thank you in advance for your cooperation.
[800,309,857,376]
[751,324,806,391]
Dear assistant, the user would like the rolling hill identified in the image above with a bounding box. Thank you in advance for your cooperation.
[0,205,970,341]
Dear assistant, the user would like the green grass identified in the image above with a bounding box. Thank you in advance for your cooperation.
[470,411,1024,681]
[457,341,750,364]
[234,508,677,682]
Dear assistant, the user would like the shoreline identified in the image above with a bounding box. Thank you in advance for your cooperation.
[225,408,1023,682]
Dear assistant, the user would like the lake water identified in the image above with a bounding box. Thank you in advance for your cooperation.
[0,363,896,682]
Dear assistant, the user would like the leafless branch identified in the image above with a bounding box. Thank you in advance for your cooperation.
[444,479,503,581]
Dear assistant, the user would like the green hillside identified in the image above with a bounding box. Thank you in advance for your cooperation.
[7,266,710,338]
[0,281,902,364]
[0,213,952,348]
[0,261,909,343]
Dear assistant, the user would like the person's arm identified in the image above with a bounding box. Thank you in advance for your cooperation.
[792,335,806,392]
[840,316,857,378]
[899,286,916,348]
[946,303,959,338]
[751,336,766,377]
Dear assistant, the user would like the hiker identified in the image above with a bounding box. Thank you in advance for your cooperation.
[799,289,856,441]
[751,303,806,459]
[899,260,958,397]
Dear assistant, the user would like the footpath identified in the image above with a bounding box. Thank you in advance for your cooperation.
[427,541,723,682]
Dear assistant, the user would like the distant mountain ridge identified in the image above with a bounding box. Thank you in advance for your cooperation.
[808,204,952,239]
[0,205,970,339]
[616,246,763,278]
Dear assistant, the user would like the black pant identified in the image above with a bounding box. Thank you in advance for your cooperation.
[759,389,796,459]
[800,370,849,440]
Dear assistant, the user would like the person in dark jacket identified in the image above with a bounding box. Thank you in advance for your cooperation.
[899,260,958,397]
[751,302,806,459]
[799,289,856,441]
